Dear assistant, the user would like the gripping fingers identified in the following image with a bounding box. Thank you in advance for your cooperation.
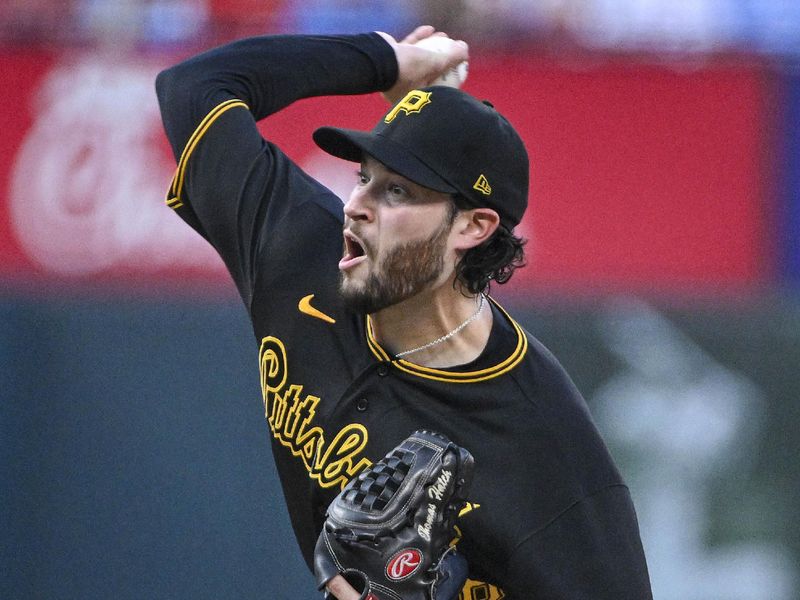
[400,25,437,45]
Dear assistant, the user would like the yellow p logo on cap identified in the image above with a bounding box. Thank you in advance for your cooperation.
[384,90,432,123]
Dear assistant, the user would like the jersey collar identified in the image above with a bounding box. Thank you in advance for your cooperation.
[365,297,527,383]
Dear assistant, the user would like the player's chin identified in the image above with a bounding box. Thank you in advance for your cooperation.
[339,266,366,289]
[338,274,364,301]
[338,276,383,315]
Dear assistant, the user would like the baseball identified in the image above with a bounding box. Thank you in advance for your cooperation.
[415,36,468,88]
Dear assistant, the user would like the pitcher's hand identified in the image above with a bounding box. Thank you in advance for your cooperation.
[377,26,469,105]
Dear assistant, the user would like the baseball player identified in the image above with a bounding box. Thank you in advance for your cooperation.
[156,26,652,599]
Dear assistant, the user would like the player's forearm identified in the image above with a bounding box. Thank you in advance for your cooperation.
[155,33,398,161]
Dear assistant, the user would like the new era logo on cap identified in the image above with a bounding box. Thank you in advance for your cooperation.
[473,174,491,196]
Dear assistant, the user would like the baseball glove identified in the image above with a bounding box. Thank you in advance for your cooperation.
[314,430,475,600]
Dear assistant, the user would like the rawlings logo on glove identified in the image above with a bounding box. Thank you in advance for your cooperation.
[314,430,475,600]
[387,549,423,580]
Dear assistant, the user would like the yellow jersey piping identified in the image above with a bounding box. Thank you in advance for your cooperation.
[366,297,528,383]
[165,99,249,210]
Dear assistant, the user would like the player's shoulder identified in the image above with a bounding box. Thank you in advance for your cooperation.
[500,313,592,416]
[519,328,573,381]
[490,303,575,388]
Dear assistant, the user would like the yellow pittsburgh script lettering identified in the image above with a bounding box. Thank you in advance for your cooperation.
[258,336,371,489]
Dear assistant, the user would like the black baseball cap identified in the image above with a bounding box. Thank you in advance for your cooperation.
[313,86,529,229]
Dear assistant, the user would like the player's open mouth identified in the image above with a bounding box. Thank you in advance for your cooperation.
[339,232,368,271]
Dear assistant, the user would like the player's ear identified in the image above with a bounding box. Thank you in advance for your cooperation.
[452,208,500,251]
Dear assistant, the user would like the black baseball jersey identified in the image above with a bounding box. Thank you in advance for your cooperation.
[156,33,652,599]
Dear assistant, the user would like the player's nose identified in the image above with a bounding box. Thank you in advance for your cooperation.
[343,185,375,222]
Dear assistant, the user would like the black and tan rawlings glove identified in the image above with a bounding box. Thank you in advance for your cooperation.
[314,430,475,600]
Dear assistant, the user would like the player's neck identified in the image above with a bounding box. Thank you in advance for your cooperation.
[370,286,493,368]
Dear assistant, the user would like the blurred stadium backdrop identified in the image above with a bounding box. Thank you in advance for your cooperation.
[2,1,799,599]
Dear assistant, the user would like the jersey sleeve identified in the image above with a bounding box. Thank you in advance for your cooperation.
[154,34,398,306]
[503,484,653,599]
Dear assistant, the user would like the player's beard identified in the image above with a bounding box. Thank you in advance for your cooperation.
[339,216,454,315]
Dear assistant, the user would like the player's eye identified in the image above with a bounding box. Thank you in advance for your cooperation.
[387,183,414,203]
[356,170,369,185]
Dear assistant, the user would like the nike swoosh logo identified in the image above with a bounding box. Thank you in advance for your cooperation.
[298,294,336,324]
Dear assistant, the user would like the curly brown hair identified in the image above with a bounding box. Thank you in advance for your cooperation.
[448,196,527,295]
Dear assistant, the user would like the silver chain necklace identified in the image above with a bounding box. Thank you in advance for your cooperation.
[395,295,486,358]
